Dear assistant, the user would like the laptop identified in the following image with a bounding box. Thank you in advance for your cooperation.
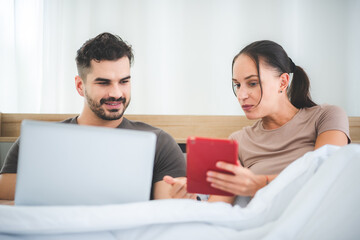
[14,119,156,206]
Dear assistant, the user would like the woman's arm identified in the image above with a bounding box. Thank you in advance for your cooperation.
[314,130,348,150]
[163,171,277,205]
[206,161,277,197]
[207,195,235,204]
[208,130,347,200]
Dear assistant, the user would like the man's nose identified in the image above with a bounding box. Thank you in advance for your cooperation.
[108,85,123,99]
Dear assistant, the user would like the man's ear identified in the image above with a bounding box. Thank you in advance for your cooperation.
[279,73,290,92]
[75,76,85,97]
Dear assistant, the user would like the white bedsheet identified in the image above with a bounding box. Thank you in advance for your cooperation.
[0,144,359,240]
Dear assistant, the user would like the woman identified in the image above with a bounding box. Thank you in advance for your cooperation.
[164,40,350,204]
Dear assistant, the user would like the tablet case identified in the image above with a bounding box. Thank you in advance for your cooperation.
[186,136,238,196]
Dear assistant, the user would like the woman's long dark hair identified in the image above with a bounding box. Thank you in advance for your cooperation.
[232,40,316,109]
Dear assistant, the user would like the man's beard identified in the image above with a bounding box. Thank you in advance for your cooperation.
[85,91,130,121]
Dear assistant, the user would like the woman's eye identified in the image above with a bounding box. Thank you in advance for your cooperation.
[249,82,258,87]
[234,83,240,88]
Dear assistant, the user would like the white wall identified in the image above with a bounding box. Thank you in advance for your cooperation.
[0,0,359,116]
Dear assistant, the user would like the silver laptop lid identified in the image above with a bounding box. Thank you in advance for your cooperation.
[15,120,156,206]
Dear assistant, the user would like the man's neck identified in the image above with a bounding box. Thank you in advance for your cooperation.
[77,110,123,128]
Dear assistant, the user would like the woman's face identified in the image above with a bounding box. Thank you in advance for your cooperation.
[232,54,282,119]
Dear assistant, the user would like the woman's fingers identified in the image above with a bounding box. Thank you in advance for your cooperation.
[207,171,234,183]
[206,162,259,196]
[215,161,243,174]
[210,181,237,193]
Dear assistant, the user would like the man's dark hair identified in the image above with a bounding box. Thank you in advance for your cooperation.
[75,32,134,79]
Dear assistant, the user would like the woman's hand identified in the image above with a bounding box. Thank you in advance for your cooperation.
[207,161,267,197]
[163,176,198,199]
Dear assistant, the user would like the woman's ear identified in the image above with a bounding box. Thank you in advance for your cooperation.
[75,76,85,97]
[279,73,290,93]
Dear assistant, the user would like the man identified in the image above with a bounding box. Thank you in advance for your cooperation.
[0,32,186,203]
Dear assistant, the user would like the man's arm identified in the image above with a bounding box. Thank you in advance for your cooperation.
[0,138,20,204]
[151,130,187,199]
[0,173,16,203]
[153,180,171,199]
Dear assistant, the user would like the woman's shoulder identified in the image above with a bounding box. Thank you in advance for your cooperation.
[229,119,262,140]
[302,104,347,118]
[320,104,347,114]
[302,104,349,136]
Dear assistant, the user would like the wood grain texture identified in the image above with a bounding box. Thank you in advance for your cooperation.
[0,113,359,144]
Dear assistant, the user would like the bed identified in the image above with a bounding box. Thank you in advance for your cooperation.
[0,144,359,240]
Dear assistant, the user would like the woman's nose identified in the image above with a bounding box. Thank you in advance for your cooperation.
[236,87,249,101]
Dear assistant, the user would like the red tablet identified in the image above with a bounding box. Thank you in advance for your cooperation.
[186,136,238,196]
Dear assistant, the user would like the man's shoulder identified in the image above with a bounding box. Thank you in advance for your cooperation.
[120,118,163,135]
[61,117,78,124]
[121,118,179,147]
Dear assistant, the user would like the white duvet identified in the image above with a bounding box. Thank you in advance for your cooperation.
[0,144,359,240]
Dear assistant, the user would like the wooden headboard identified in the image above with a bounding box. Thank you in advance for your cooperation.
[0,113,359,144]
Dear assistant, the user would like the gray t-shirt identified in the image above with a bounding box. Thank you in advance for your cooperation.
[1,117,186,199]
[230,104,350,175]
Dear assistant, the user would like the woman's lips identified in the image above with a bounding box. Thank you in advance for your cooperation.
[242,105,253,111]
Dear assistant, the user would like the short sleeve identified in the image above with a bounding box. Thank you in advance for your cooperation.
[316,105,350,143]
[152,130,186,183]
[0,138,20,174]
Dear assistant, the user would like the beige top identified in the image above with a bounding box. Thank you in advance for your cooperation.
[229,104,350,175]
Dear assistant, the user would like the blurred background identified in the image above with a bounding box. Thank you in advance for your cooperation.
[0,0,359,116]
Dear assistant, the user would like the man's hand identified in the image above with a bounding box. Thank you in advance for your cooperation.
[163,176,197,199]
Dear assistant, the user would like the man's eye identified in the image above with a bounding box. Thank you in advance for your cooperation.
[97,82,109,85]
[120,80,129,84]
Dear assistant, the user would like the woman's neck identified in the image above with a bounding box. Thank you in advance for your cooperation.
[262,102,299,130]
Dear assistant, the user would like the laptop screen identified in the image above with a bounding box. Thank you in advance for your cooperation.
[15,120,156,206]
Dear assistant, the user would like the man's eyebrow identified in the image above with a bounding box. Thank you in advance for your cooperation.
[120,76,131,81]
[94,76,131,82]
[94,78,110,82]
